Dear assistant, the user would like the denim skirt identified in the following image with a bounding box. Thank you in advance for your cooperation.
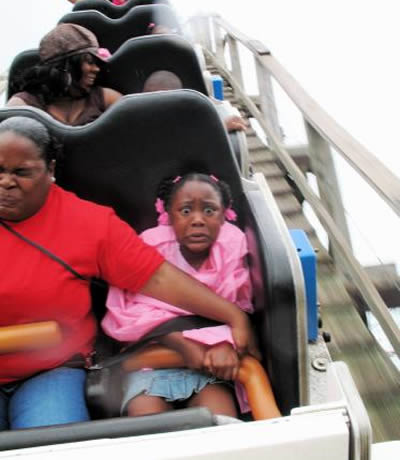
[121,368,218,413]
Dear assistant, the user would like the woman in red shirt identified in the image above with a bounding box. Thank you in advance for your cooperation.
[0,116,256,430]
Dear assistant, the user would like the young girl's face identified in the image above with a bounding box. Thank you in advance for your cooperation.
[169,180,225,258]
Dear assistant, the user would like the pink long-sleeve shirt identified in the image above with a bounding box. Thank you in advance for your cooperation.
[102,222,253,342]
[102,222,253,412]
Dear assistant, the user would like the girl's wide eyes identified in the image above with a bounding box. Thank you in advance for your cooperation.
[179,206,216,216]
[180,207,191,216]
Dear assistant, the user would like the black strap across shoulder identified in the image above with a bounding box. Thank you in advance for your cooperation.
[0,219,95,284]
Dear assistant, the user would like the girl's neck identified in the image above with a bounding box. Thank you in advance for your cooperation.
[180,246,209,270]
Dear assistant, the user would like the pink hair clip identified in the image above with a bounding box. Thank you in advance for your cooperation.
[172,175,182,184]
[155,198,169,225]
[209,174,219,183]
[224,207,237,222]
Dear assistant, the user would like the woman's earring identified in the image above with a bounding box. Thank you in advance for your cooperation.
[51,177,56,183]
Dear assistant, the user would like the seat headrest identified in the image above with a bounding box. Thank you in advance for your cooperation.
[73,0,171,20]
[59,4,181,53]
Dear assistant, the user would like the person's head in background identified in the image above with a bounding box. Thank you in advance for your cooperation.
[142,71,247,132]
[142,70,182,93]
[146,23,175,35]
[15,24,108,104]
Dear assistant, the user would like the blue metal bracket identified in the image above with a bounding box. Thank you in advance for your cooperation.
[289,229,318,342]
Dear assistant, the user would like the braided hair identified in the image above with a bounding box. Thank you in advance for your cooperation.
[157,173,233,211]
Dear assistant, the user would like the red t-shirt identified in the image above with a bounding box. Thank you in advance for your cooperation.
[0,185,164,383]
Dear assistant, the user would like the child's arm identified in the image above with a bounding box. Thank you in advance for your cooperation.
[140,261,257,357]
[158,332,240,381]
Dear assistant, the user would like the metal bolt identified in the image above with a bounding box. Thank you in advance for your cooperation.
[312,357,328,372]
[323,331,331,343]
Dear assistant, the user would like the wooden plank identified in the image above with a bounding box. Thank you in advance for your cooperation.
[260,53,400,218]
[227,36,244,88]
[305,121,353,252]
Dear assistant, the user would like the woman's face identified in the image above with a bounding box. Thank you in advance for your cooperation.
[0,132,54,222]
[79,54,100,91]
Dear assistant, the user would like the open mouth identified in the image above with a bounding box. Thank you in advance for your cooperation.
[187,233,209,243]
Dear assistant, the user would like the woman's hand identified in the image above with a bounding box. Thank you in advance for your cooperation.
[203,342,239,381]
[230,311,261,360]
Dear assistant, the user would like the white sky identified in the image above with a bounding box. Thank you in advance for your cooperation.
[1,0,399,270]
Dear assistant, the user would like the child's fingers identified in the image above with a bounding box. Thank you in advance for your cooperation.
[202,352,213,374]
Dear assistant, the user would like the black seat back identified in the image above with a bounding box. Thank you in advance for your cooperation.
[0,90,299,414]
[99,35,208,95]
[59,4,181,53]
[6,35,208,101]
[6,50,40,101]
[73,0,170,19]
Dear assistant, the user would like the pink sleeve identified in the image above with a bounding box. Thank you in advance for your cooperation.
[218,224,253,313]
[182,325,234,346]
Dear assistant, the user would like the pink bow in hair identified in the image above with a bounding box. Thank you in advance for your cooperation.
[155,198,169,225]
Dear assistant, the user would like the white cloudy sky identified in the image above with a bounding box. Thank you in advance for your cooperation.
[1,0,399,269]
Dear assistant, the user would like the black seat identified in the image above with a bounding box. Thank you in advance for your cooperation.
[6,50,40,101]
[100,35,208,95]
[0,90,300,420]
[73,0,170,19]
[6,35,208,101]
[59,4,181,53]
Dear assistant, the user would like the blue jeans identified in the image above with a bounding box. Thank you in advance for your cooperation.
[0,367,90,430]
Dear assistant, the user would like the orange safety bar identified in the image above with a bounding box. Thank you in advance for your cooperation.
[0,321,63,353]
[122,344,281,420]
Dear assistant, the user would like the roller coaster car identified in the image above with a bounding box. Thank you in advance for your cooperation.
[59,4,181,53]
[0,89,302,448]
[6,35,249,172]
[73,0,171,19]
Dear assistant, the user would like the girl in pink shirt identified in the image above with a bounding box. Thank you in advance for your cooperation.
[103,173,254,418]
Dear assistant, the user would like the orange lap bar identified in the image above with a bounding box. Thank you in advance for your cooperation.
[0,321,63,353]
[122,344,281,420]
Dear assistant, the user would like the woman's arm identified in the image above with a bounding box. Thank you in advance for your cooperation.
[6,96,29,107]
[102,87,123,108]
[140,261,257,357]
